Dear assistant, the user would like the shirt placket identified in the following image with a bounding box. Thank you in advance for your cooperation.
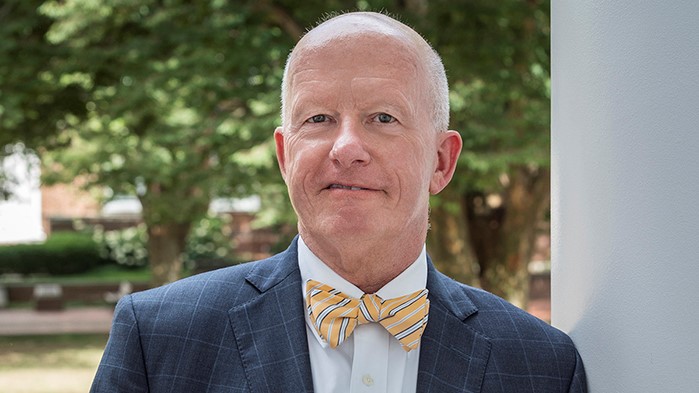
[349,324,389,392]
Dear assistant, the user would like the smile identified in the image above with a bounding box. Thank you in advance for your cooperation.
[328,184,370,191]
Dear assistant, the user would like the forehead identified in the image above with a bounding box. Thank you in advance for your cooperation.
[298,39,417,72]
[287,38,426,127]
[288,33,424,93]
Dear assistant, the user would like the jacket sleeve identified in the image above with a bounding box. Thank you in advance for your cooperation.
[90,295,149,393]
[567,348,588,393]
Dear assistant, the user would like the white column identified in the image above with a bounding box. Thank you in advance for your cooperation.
[551,1,699,391]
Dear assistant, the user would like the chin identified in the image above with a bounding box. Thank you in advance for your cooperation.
[313,216,381,238]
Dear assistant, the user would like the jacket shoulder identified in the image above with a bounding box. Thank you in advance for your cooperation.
[129,248,297,318]
[458,281,574,346]
[429,266,569,344]
[441,276,586,390]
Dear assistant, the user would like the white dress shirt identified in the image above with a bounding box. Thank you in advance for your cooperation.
[297,237,427,393]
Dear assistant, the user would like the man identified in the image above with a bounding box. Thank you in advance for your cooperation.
[91,12,586,393]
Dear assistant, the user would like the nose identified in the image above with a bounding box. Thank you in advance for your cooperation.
[329,119,371,168]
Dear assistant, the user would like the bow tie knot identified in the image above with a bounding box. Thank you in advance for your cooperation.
[305,279,430,352]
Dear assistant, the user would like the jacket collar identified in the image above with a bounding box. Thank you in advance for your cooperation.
[227,238,314,392]
[416,258,492,393]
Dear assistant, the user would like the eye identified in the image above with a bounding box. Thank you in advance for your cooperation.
[307,114,328,123]
[375,113,395,123]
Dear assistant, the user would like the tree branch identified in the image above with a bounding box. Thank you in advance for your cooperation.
[256,0,304,41]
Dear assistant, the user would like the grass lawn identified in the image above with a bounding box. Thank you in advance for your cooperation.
[0,265,152,285]
[0,334,108,393]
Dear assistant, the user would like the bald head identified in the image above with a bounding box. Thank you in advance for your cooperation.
[280,12,449,132]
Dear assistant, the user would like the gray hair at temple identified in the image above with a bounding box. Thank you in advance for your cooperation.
[280,12,450,133]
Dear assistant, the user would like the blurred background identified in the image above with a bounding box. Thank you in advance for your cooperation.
[0,0,550,391]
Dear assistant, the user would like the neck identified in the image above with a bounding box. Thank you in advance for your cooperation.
[300,229,426,294]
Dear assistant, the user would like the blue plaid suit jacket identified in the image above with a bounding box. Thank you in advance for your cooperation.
[91,238,586,392]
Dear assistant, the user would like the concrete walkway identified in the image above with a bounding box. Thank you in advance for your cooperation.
[0,307,114,336]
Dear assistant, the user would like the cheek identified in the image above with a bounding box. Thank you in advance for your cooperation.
[399,141,435,181]
[284,140,326,185]
[284,137,309,172]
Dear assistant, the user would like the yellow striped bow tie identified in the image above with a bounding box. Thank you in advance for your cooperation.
[305,279,430,352]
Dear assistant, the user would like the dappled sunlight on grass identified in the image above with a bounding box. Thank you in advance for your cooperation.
[0,334,107,393]
[0,369,98,393]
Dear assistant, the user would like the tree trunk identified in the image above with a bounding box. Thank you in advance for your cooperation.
[139,181,208,287]
[147,222,190,287]
[427,188,480,286]
[469,166,550,308]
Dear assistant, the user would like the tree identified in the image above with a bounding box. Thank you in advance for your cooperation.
[38,0,302,285]
[6,0,552,302]
[0,0,85,198]
[411,0,552,306]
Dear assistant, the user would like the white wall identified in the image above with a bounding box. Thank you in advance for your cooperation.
[0,151,45,244]
[551,1,699,391]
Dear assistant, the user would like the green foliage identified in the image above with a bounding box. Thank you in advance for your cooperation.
[0,232,110,275]
[93,224,149,268]
[1,0,552,288]
[185,213,237,265]
[92,214,239,268]
[0,0,81,198]
[408,0,551,192]
[37,0,295,227]
[0,264,151,285]
[2,0,550,204]
[0,0,85,149]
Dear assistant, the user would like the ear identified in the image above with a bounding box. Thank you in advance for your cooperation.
[274,126,288,182]
[429,130,462,194]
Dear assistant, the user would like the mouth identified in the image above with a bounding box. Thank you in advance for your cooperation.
[327,183,373,191]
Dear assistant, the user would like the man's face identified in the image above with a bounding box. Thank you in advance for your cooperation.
[275,33,442,244]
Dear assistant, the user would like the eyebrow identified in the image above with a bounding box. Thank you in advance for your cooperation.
[289,90,333,124]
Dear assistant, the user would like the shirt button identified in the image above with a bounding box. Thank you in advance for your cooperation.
[362,374,374,386]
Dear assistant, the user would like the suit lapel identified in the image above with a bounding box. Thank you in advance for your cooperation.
[417,261,491,393]
[228,239,314,393]
[226,245,491,392]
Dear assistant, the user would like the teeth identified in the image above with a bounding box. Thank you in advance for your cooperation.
[330,184,365,191]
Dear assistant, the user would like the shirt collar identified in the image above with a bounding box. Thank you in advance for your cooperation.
[298,236,428,347]
[298,236,427,298]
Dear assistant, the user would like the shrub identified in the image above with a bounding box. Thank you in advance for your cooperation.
[0,232,111,275]
[184,213,237,267]
[93,224,148,268]
[92,214,239,271]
